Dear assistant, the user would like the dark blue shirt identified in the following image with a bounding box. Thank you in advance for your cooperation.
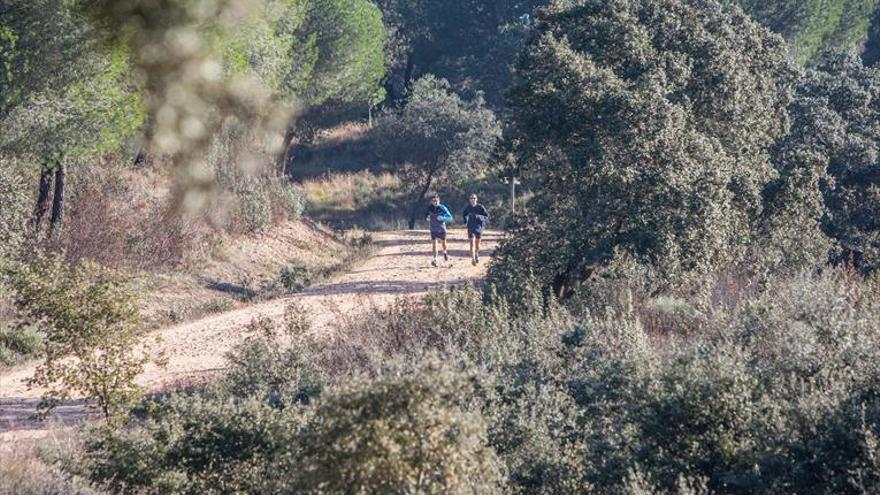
[462,204,489,233]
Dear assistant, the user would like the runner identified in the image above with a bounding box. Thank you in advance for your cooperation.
[462,193,489,265]
[425,194,453,267]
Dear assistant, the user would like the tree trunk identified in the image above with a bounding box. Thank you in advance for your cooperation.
[408,170,436,230]
[402,52,416,97]
[30,162,54,234]
[275,124,298,176]
[49,160,65,237]
[133,148,148,168]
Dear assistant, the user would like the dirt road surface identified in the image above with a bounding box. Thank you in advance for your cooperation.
[0,229,499,443]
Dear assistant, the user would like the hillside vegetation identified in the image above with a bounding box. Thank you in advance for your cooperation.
[2,0,880,494]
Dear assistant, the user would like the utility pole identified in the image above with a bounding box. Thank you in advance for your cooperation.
[502,176,520,214]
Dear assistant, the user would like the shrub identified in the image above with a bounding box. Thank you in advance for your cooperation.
[265,177,306,221]
[290,363,504,494]
[67,270,880,493]
[6,254,164,420]
[279,263,312,292]
[236,182,273,234]
[78,396,307,494]
[0,156,29,266]
[0,445,94,495]
[222,313,323,408]
[200,297,235,315]
[0,323,43,367]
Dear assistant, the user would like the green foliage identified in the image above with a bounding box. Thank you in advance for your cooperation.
[775,52,880,273]
[726,0,879,64]
[0,323,43,367]
[77,396,306,494]
[489,0,798,298]
[375,75,501,225]
[376,0,545,107]
[292,364,503,494]
[0,2,145,161]
[0,156,29,265]
[279,263,312,292]
[68,272,880,492]
[5,254,162,420]
[236,183,273,234]
[0,0,95,118]
[78,352,502,493]
[297,0,387,106]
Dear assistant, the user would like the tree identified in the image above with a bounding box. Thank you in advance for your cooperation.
[725,0,879,64]
[6,254,163,420]
[775,52,880,272]
[0,0,145,235]
[375,75,500,229]
[376,0,545,108]
[274,0,387,169]
[488,0,798,299]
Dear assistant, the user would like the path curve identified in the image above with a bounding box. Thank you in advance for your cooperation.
[0,230,499,437]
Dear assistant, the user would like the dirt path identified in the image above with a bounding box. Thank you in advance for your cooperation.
[0,230,499,439]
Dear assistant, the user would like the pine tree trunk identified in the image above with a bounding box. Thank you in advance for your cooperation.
[275,124,298,176]
[30,162,54,234]
[49,161,65,237]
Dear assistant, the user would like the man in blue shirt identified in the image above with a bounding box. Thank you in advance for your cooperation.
[425,194,453,267]
[462,193,489,265]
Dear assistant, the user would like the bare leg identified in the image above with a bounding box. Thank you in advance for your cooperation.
[469,236,476,261]
[441,239,448,255]
[432,238,438,259]
[475,237,481,256]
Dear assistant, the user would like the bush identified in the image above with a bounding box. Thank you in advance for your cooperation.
[0,445,95,495]
[0,323,43,367]
[0,156,29,266]
[68,270,880,493]
[265,177,305,221]
[78,396,306,494]
[279,263,312,292]
[290,363,504,494]
[6,254,164,420]
[236,182,273,234]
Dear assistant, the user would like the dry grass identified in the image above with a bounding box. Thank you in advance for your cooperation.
[301,170,407,230]
[302,170,401,209]
[0,429,96,495]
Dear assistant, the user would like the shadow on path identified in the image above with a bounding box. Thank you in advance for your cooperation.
[0,398,97,432]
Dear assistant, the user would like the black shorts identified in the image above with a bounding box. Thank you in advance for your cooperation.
[430,230,447,240]
[468,230,482,239]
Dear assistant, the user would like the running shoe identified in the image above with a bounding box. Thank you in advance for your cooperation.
[431,259,438,267]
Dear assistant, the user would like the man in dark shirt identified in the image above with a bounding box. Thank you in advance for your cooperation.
[425,193,453,267]
[462,193,489,265]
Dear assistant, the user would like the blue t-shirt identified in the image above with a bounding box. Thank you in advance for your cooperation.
[426,204,453,233]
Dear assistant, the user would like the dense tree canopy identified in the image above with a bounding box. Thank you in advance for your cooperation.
[727,0,879,64]
[0,0,145,160]
[376,0,544,107]
[776,52,880,272]
[489,0,798,298]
